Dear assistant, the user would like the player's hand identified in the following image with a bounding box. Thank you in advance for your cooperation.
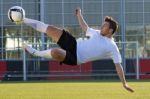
[75,7,81,17]
[123,83,134,93]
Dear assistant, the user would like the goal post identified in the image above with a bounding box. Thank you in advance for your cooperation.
[116,41,139,80]
[22,41,140,81]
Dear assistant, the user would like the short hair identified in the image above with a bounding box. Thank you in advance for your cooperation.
[104,16,118,34]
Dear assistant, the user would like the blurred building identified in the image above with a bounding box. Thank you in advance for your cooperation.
[0,0,150,60]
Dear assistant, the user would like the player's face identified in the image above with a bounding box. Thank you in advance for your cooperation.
[100,22,111,36]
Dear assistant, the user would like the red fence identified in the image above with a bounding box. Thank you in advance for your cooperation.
[0,61,6,80]
[0,59,150,80]
[139,59,150,79]
[48,61,92,80]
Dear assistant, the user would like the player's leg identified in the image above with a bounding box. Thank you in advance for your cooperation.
[23,18,77,65]
[23,44,66,62]
[23,18,63,43]
[23,28,77,65]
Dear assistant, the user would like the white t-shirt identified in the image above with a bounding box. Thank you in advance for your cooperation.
[77,27,122,65]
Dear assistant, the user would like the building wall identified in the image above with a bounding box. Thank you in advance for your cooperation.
[0,0,150,60]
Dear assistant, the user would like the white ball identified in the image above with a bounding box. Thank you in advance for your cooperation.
[8,6,25,22]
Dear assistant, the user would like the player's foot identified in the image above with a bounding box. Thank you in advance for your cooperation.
[22,43,37,56]
[15,20,23,25]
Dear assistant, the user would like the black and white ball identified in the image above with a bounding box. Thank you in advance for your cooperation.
[8,6,25,23]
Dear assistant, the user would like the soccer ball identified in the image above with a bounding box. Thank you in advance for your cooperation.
[8,6,25,23]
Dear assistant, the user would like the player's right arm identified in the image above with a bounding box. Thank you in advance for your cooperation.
[115,63,134,93]
[75,7,88,32]
[111,45,134,93]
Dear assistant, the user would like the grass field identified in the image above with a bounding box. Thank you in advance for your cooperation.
[0,80,149,99]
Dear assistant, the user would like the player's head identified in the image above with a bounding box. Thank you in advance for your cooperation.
[101,16,118,36]
[104,16,118,34]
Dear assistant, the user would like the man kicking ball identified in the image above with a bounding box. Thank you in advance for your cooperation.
[18,7,134,92]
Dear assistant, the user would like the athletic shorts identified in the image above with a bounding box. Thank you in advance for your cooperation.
[57,29,77,65]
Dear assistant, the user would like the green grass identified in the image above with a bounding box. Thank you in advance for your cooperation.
[0,80,149,99]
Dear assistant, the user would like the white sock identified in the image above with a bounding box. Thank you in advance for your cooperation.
[34,50,52,59]
[23,18,49,33]
[24,44,52,59]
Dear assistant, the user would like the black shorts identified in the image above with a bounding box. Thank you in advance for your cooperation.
[57,30,77,65]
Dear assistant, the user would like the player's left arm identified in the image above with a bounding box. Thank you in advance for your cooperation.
[114,63,134,93]
[75,7,88,32]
